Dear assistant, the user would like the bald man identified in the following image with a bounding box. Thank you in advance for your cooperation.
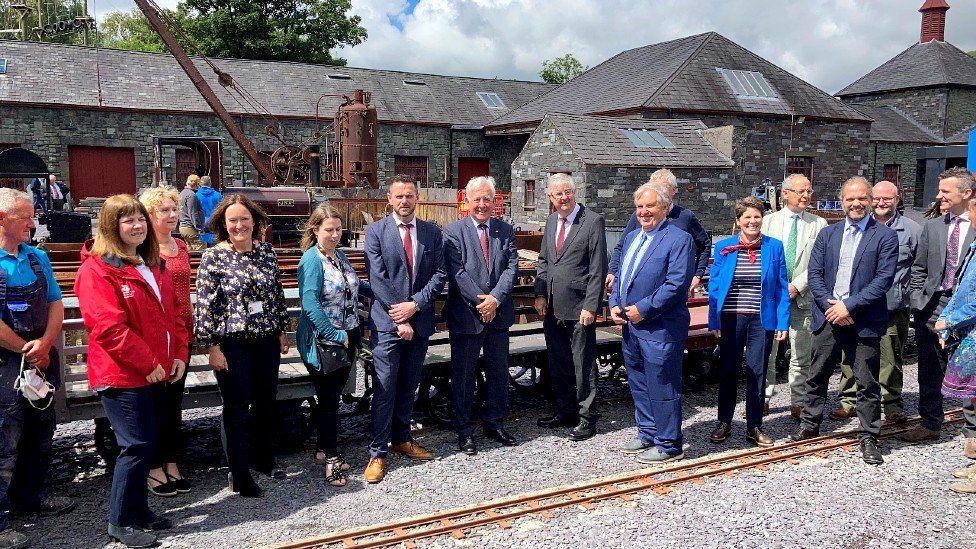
[830,181,919,425]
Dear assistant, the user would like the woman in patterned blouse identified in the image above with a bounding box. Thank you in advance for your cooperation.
[139,187,193,497]
[194,194,289,498]
[297,204,372,487]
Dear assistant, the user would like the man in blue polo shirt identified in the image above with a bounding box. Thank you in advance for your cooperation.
[0,189,74,549]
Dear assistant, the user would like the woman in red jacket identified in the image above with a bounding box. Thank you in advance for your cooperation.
[75,194,189,549]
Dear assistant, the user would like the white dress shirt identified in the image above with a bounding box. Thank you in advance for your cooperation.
[394,213,419,277]
[948,212,972,260]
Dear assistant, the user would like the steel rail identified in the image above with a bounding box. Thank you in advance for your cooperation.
[272,409,965,549]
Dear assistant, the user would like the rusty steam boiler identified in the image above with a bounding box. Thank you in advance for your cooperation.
[334,90,378,188]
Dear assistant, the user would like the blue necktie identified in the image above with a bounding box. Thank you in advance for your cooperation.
[620,232,649,304]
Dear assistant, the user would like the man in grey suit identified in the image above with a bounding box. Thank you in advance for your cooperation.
[760,174,827,419]
[534,173,608,441]
[363,174,447,483]
[902,167,976,453]
[444,176,520,455]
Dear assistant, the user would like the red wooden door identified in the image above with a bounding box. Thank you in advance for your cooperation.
[67,146,137,200]
[457,157,489,190]
[174,148,196,190]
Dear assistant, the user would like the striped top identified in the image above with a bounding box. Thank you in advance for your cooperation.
[723,252,762,314]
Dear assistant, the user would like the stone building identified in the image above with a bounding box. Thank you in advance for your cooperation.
[837,0,976,206]
[0,41,553,200]
[493,32,871,231]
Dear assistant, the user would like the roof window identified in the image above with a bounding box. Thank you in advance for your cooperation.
[403,79,428,86]
[477,92,506,109]
[327,73,351,80]
[716,68,779,100]
[620,129,675,149]
[0,59,7,75]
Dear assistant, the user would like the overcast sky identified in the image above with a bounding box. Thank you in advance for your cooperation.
[92,0,976,94]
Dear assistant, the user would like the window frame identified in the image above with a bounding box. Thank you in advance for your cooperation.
[393,155,429,186]
[523,180,536,211]
[717,68,780,101]
[620,129,675,149]
[476,92,506,109]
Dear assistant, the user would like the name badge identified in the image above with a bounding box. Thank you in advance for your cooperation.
[248,301,264,315]
[121,284,134,299]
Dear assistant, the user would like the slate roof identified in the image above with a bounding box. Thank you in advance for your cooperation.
[544,113,735,168]
[0,41,554,126]
[488,32,869,130]
[837,40,976,97]
[946,124,976,145]
[851,104,942,143]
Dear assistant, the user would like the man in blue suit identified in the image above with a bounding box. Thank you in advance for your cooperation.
[609,181,695,463]
[443,177,520,455]
[608,169,711,296]
[363,174,447,483]
[793,177,898,466]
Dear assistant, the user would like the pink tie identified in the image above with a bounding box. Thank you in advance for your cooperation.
[479,223,490,268]
[402,223,414,292]
[555,217,568,255]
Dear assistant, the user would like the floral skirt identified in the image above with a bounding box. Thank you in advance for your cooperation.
[942,332,976,400]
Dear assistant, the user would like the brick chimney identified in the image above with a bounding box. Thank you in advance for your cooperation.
[919,0,950,43]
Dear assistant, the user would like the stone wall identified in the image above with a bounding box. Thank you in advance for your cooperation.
[509,117,585,227]
[947,88,976,138]
[867,143,923,207]
[846,89,949,136]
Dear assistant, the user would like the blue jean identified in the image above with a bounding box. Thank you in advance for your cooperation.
[100,386,158,528]
[621,330,683,454]
[369,330,429,458]
[718,313,774,429]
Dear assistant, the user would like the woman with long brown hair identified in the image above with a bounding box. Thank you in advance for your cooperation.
[194,194,289,497]
[296,204,371,487]
[75,194,189,547]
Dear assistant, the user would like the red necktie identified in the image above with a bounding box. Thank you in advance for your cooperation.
[555,217,568,255]
[479,223,490,268]
[402,223,414,292]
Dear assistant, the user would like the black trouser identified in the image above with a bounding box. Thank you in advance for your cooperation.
[915,293,976,435]
[801,323,881,440]
[312,367,350,457]
[718,313,773,429]
[100,386,157,528]
[543,313,598,422]
[450,329,510,438]
[216,334,281,476]
[151,363,187,468]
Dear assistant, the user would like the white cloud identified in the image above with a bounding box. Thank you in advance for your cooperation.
[92,0,976,94]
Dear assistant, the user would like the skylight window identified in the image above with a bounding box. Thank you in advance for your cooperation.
[620,129,675,149]
[716,68,779,100]
[477,92,506,109]
[327,73,351,80]
[0,59,7,75]
[403,79,428,86]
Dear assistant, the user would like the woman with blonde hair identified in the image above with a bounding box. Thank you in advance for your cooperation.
[139,187,193,497]
[296,203,371,487]
[75,194,189,547]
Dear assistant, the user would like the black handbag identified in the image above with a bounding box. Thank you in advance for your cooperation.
[315,337,352,375]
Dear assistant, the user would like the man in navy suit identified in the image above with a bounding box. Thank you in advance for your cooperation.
[793,176,898,466]
[363,174,447,483]
[608,169,711,296]
[443,176,520,455]
[609,181,695,463]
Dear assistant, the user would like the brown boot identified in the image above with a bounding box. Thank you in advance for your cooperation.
[364,457,385,484]
[746,427,774,447]
[898,426,940,442]
[966,438,976,460]
[948,479,976,494]
[391,440,434,461]
[790,407,803,421]
[828,406,855,420]
[709,422,731,444]
[883,412,907,426]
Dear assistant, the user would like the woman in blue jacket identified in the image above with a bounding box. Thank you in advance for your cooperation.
[297,204,371,487]
[708,196,790,447]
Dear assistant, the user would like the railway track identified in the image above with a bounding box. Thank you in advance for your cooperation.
[272,409,965,549]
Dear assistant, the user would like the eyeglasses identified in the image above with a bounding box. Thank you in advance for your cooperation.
[784,189,814,196]
[548,189,575,199]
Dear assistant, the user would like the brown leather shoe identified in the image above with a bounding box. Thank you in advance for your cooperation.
[948,479,976,494]
[966,438,976,460]
[897,426,940,442]
[391,440,434,461]
[790,407,803,421]
[709,422,732,443]
[364,458,385,484]
[883,412,907,426]
[746,427,774,447]
[952,463,976,480]
[828,406,855,421]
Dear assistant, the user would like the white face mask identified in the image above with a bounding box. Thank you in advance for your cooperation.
[14,356,54,409]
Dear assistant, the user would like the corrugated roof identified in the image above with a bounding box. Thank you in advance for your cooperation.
[836,40,976,97]
[544,113,735,168]
[852,104,942,143]
[489,32,869,129]
[0,41,554,126]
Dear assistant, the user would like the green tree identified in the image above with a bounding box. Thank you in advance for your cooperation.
[96,9,172,53]
[970,50,975,58]
[539,53,587,84]
[176,0,367,65]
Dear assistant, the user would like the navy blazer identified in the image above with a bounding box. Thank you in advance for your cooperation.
[609,204,711,279]
[807,217,899,338]
[364,215,447,337]
[707,235,791,331]
[609,220,695,343]
[443,217,519,334]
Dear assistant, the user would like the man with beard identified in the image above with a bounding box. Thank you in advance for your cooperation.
[363,174,446,483]
[792,177,898,466]
[831,181,919,425]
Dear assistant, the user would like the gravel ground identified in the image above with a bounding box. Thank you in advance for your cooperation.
[19,354,976,549]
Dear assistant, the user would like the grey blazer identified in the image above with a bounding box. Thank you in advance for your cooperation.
[910,214,975,312]
[533,205,608,321]
[443,217,519,334]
